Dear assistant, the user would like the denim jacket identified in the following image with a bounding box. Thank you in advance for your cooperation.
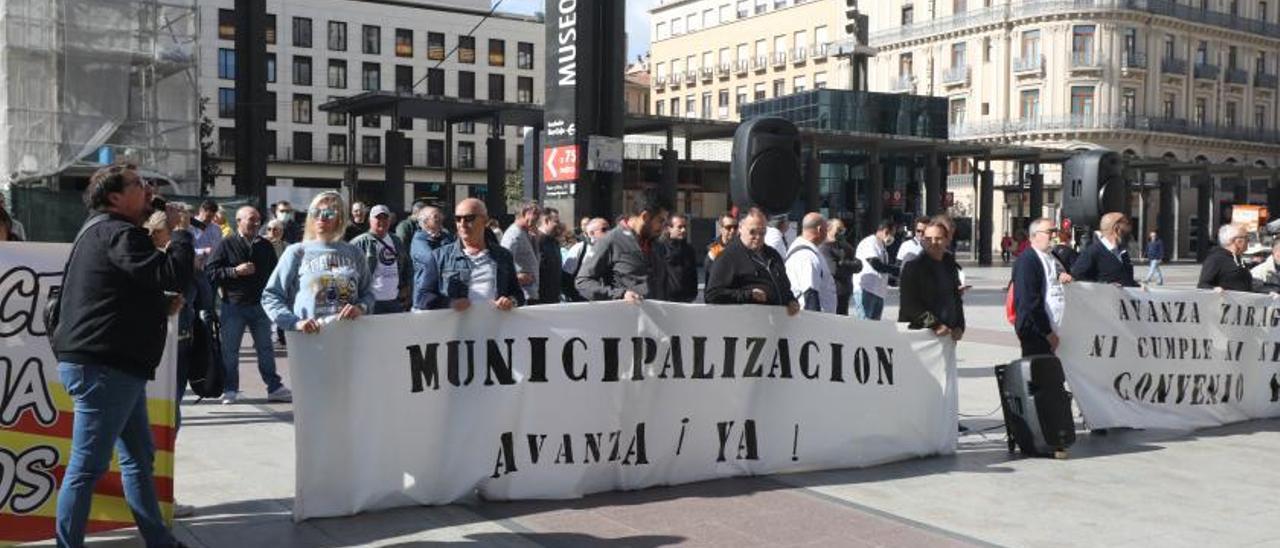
[425,240,526,309]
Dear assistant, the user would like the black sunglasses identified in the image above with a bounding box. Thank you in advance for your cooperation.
[455,214,480,224]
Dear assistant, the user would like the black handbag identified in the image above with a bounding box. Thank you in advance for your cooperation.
[186,310,226,399]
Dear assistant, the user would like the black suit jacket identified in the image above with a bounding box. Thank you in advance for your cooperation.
[898,253,965,330]
[1013,249,1054,340]
[1070,238,1138,286]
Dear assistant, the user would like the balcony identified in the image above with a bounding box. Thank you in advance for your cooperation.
[1121,51,1148,72]
[812,42,830,59]
[1012,55,1044,76]
[1194,63,1220,80]
[654,76,666,90]
[753,56,769,70]
[668,73,681,89]
[1257,73,1279,89]
[684,71,697,84]
[735,59,750,74]
[942,65,970,87]
[890,75,915,93]
[1161,57,1188,76]
[772,52,788,67]
[700,67,714,81]
[947,112,1280,146]
[717,63,731,76]
[1070,51,1102,73]
[791,48,808,63]
[1225,68,1250,85]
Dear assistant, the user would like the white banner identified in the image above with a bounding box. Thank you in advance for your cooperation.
[1059,283,1280,430]
[288,302,958,521]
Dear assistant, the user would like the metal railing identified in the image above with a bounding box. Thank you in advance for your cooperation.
[1122,51,1148,70]
[717,63,731,76]
[1161,57,1188,75]
[792,48,807,62]
[890,75,914,92]
[1013,55,1044,74]
[684,71,697,84]
[735,60,750,73]
[870,0,1280,48]
[1070,51,1101,70]
[772,51,788,66]
[700,67,714,81]
[1225,68,1250,84]
[942,65,970,85]
[754,55,769,69]
[1194,63,1220,80]
[1256,73,1280,89]
[949,113,1280,145]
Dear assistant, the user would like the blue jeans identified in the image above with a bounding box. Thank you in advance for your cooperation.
[220,301,282,394]
[853,290,885,320]
[1145,259,1164,285]
[56,363,176,548]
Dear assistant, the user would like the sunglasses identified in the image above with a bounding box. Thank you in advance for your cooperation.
[455,214,480,224]
[310,208,338,221]
[722,224,739,230]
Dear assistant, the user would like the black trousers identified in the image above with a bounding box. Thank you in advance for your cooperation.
[836,293,851,316]
[1018,333,1053,357]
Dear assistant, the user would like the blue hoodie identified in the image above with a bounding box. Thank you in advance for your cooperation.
[262,240,375,330]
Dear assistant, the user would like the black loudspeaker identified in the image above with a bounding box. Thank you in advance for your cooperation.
[994,356,1076,458]
[384,131,406,214]
[731,117,802,215]
[1061,150,1126,228]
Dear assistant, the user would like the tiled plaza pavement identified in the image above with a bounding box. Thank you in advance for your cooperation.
[34,265,1280,547]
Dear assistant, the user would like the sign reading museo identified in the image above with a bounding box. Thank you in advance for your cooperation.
[288,303,957,521]
[1059,283,1280,430]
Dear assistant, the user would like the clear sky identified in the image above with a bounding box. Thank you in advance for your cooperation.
[496,0,658,62]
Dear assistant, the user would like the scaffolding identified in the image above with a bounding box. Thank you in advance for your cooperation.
[0,0,200,193]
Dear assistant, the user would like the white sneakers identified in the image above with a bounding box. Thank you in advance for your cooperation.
[219,388,292,404]
[173,502,196,518]
[267,386,293,403]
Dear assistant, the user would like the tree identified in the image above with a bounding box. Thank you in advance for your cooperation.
[504,170,525,208]
[198,97,222,196]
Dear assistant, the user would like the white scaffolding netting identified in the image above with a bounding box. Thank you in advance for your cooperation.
[0,0,199,191]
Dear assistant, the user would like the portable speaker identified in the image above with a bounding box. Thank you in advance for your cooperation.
[995,355,1077,458]
[731,117,801,215]
[1061,150,1126,228]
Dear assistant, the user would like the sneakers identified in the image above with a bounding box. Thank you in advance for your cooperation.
[173,502,196,518]
[267,386,293,403]
[220,391,240,405]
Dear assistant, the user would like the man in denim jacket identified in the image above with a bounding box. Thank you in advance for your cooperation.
[417,198,524,311]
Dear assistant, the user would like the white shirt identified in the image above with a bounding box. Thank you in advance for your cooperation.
[765,226,790,259]
[1036,248,1065,328]
[785,238,837,313]
[896,238,923,264]
[370,234,400,301]
[853,235,889,297]
[465,248,497,303]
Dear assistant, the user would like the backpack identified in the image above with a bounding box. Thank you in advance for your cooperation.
[1005,281,1017,325]
[44,214,108,347]
[186,310,226,399]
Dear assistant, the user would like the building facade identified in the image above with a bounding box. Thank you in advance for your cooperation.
[869,0,1280,258]
[649,0,858,121]
[199,0,543,208]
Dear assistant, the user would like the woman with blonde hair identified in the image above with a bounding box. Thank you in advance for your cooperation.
[262,191,374,334]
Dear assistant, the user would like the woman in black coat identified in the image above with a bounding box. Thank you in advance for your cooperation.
[897,221,965,341]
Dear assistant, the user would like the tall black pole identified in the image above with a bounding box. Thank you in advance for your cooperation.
[234,0,268,211]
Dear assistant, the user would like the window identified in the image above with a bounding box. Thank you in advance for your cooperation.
[951,42,966,68]
[950,98,966,126]
[1069,86,1094,117]
[265,91,276,121]
[328,96,347,126]
[266,53,276,83]
[719,47,730,68]
[459,36,476,64]
[736,44,749,64]
[1258,52,1268,75]
[362,136,381,164]
[328,60,347,88]
[293,17,312,48]
[1019,89,1040,119]
[517,76,534,103]
[427,118,444,132]
[703,8,716,28]
[218,88,235,118]
[427,140,445,167]
[394,29,413,57]
[953,0,967,12]
[458,142,475,168]
[1021,30,1041,60]
[685,95,696,116]
[1256,104,1268,129]
[363,25,381,54]
[983,37,992,63]
[1122,88,1137,117]
[899,53,913,76]
[218,127,235,157]
[755,0,767,15]
[1072,25,1096,65]
[428,33,446,61]
[1226,101,1238,127]
[518,42,534,69]
[754,82,766,101]
[293,94,312,124]
[329,134,347,163]
[328,21,347,51]
[1195,97,1207,125]
[218,9,234,40]
[265,130,276,159]
[218,48,235,79]
[1262,1,1270,21]
[772,78,785,97]
[362,62,380,91]
[814,72,827,89]
[427,68,445,96]
[1196,41,1208,65]
[489,74,505,101]
[670,95,680,116]
[489,39,505,66]
[736,86,747,107]
[293,132,312,161]
[1164,36,1176,61]
[266,14,276,44]
[687,14,698,32]
[738,0,749,18]
[1123,28,1138,59]
[721,4,732,23]
[718,89,730,118]
[793,75,807,92]
[672,17,684,36]
[396,65,413,93]
[1229,46,1239,70]
[701,92,712,118]
[363,115,381,128]
[1162,93,1176,119]
[901,5,914,25]
[656,22,668,40]
[458,121,475,134]
[773,35,786,58]
[293,56,312,86]
[400,116,413,131]
[655,62,666,81]
[459,71,475,99]
[815,26,828,48]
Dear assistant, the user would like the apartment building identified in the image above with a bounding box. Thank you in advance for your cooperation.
[200,0,543,207]
[649,0,858,121]
[869,0,1280,258]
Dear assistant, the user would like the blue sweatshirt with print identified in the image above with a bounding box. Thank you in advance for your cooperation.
[262,240,376,330]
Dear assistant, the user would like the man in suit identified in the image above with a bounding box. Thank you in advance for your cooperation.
[1013,218,1073,357]
[1070,212,1138,286]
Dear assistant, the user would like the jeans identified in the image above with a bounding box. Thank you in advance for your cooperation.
[56,363,176,548]
[1145,259,1164,285]
[220,301,282,394]
[373,299,404,314]
[853,291,885,320]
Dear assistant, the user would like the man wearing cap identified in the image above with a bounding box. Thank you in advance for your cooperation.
[351,205,412,314]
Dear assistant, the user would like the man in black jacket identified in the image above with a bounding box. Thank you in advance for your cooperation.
[51,165,192,548]
[898,221,965,340]
[208,206,289,404]
[1198,223,1257,292]
[819,218,860,315]
[576,191,670,302]
[1070,212,1138,286]
[536,210,564,304]
[705,211,800,315]
[657,213,699,302]
[1012,218,1072,356]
